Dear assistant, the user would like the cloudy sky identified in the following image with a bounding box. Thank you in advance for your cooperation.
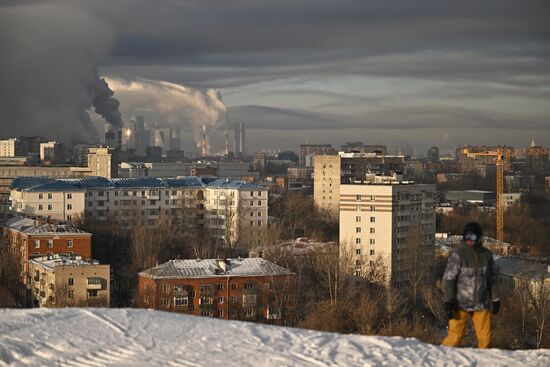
[1,0,549,154]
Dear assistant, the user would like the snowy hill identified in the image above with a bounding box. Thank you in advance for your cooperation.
[0,308,548,367]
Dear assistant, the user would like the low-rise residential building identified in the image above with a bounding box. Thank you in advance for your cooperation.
[28,254,109,308]
[10,176,268,249]
[2,216,92,303]
[339,180,436,286]
[137,258,295,325]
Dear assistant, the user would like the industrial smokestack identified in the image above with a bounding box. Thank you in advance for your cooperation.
[202,124,207,157]
[225,128,229,156]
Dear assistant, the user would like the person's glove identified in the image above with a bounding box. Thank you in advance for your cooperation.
[492,300,500,315]
[444,301,457,320]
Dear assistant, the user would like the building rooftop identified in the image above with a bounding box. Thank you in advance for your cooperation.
[29,254,101,271]
[4,216,90,235]
[206,178,265,190]
[10,176,264,191]
[139,258,293,279]
[494,256,550,280]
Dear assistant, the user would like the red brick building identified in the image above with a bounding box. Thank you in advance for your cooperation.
[138,258,295,326]
[2,216,92,303]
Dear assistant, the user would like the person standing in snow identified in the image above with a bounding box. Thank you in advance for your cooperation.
[441,222,500,348]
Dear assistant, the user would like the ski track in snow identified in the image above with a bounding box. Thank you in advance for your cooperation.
[0,308,548,367]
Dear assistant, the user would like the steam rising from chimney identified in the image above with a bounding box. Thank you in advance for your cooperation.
[106,78,227,152]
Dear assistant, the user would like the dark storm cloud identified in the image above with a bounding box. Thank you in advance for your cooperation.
[80,0,550,88]
[229,105,549,131]
[0,1,122,144]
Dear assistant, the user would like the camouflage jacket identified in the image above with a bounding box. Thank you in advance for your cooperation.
[443,243,499,311]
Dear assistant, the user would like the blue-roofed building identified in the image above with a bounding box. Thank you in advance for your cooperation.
[10,176,268,248]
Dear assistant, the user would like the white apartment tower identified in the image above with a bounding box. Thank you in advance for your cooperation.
[339,181,436,287]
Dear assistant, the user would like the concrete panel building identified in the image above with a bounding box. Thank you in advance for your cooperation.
[339,181,436,287]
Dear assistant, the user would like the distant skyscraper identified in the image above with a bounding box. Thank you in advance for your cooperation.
[234,123,241,156]
[427,146,440,163]
[239,122,246,156]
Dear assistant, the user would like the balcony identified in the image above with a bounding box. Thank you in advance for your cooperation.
[87,277,103,290]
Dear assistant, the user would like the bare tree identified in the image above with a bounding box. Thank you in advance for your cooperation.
[401,225,433,305]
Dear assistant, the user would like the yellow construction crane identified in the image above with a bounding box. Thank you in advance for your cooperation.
[496,150,504,241]
[460,147,507,241]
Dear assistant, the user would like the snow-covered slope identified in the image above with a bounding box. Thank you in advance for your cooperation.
[0,308,548,367]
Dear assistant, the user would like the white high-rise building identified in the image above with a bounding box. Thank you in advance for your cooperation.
[339,180,436,287]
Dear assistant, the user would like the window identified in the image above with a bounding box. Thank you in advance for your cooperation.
[161,298,169,307]
[250,192,254,197]
[216,283,224,291]
[34,240,40,248]
[47,204,52,211]
[68,291,74,299]
[67,240,73,248]
[38,205,43,210]
[370,239,375,245]
[217,296,224,304]
[67,204,72,210]
[230,296,237,303]
[370,217,375,223]
[258,201,261,205]
[67,193,72,200]
[370,228,375,234]
[356,205,361,211]
[244,308,256,318]
[370,195,375,201]
[217,310,224,317]
[250,212,254,217]
[250,221,254,226]
[284,293,290,301]
[370,250,375,256]
[355,248,361,255]
[355,238,361,244]
[250,200,254,206]
[244,282,253,290]
[356,227,361,233]
[47,239,53,248]
[257,211,261,217]
[174,297,188,306]
[68,278,74,286]
[370,206,375,211]
[48,193,52,200]
[356,194,361,201]
[356,260,362,266]
[160,284,169,293]
[356,216,361,222]
[39,194,43,199]
[258,220,262,226]
[67,215,72,221]
[87,290,98,298]
[231,283,237,290]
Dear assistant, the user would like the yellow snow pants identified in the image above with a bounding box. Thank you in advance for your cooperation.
[442,309,492,349]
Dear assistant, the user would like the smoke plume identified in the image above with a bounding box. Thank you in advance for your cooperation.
[105,78,228,151]
[0,2,122,143]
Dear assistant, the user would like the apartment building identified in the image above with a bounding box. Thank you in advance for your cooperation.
[28,254,109,308]
[339,180,436,287]
[9,177,86,221]
[10,176,268,248]
[2,216,92,303]
[313,153,406,217]
[299,144,334,167]
[137,258,295,325]
[204,179,268,248]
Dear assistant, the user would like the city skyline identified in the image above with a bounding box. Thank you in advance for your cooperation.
[1,1,549,152]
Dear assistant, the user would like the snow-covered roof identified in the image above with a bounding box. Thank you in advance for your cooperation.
[29,254,102,271]
[139,258,293,279]
[435,235,511,247]
[250,237,337,257]
[495,256,550,280]
[206,178,265,190]
[4,216,90,236]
